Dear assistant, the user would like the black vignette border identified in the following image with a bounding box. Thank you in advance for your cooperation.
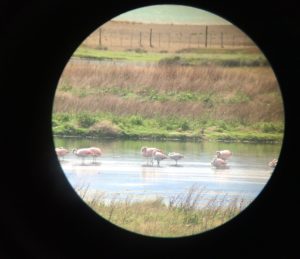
[0,0,298,258]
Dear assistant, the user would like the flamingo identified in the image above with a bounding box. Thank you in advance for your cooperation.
[268,159,277,168]
[168,152,184,165]
[153,150,168,167]
[216,150,232,160]
[141,147,162,165]
[88,147,102,163]
[72,148,94,164]
[211,157,228,169]
[55,147,69,161]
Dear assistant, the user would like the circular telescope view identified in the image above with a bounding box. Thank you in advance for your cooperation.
[52,5,284,237]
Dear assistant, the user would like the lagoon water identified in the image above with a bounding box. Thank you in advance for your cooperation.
[55,137,280,207]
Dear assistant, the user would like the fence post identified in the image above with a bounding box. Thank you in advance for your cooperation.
[158,33,161,47]
[221,32,224,48]
[139,32,142,47]
[150,28,153,47]
[205,25,208,48]
[98,28,102,48]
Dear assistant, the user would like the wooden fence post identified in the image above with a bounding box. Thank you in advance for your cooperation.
[158,33,161,47]
[139,32,142,47]
[98,28,102,48]
[221,32,224,48]
[205,25,208,48]
[150,28,153,47]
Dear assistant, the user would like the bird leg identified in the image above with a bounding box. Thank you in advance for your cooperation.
[150,157,154,166]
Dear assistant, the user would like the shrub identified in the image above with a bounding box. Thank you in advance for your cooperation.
[61,124,78,135]
[90,120,122,137]
[180,121,190,131]
[176,92,198,102]
[134,48,147,53]
[52,119,58,127]
[226,92,250,104]
[201,95,214,108]
[56,113,70,122]
[77,113,96,128]
[218,121,229,131]
[158,56,188,66]
[129,115,143,126]
[60,84,73,92]
[261,122,278,133]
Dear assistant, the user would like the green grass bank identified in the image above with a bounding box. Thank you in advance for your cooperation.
[52,112,283,143]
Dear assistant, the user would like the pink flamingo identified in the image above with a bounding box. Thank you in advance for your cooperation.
[55,147,69,160]
[216,150,232,160]
[211,157,228,169]
[141,147,162,165]
[72,148,94,164]
[88,147,102,163]
[153,150,168,167]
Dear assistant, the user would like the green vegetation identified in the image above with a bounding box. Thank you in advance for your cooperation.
[53,47,284,143]
[52,112,283,142]
[74,46,165,62]
[74,46,268,67]
[76,184,250,237]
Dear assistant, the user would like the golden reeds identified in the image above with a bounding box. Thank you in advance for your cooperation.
[53,62,284,123]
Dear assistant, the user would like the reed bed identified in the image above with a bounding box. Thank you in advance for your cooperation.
[53,62,283,124]
[75,184,251,237]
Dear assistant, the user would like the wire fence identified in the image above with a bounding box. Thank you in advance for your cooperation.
[83,23,255,51]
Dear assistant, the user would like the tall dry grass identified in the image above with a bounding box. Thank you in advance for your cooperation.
[75,183,250,237]
[53,61,284,123]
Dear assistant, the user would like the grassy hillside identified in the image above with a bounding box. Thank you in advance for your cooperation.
[52,48,284,142]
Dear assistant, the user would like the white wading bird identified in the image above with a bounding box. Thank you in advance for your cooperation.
[153,150,168,167]
[216,150,232,160]
[168,152,184,165]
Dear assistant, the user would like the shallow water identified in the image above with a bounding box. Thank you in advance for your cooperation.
[55,137,280,207]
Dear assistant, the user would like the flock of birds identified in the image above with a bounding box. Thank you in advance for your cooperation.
[55,146,278,169]
[55,147,102,164]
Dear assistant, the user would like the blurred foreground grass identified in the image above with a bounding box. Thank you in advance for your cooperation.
[76,184,251,237]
